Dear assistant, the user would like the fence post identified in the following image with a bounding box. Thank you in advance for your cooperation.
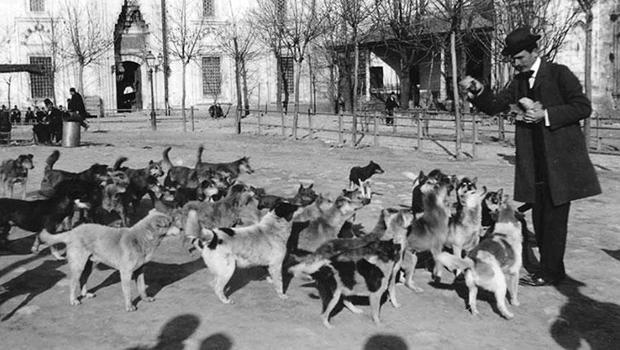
[281,109,285,136]
[392,113,397,133]
[190,106,195,132]
[498,114,505,141]
[472,113,478,159]
[417,112,423,150]
[596,112,601,151]
[308,108,313,139]
[338,112,343,145]
[258,110,262,135]
[373,113,378,146]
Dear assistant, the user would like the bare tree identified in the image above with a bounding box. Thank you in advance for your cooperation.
[217,7,260,125]
[251,0,289,114]
[166,0,212,131]
[59,0,113,93]
[577,0,596,145]
[372,0,435,109]
[280,0,329,139]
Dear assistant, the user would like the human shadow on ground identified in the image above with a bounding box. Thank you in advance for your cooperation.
[602,249,620,262]
[364,334,408,350]
[550,276,620,350]
[125,314,233,350]
[88,258,205,308]
[0,258,65,321]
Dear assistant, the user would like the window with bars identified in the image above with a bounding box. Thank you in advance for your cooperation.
[202,56,221,96]
[280,56,294,94]
[29,56,54,99]
[203,0,214,17]
[30,0,45,12]
[276,0,286,20]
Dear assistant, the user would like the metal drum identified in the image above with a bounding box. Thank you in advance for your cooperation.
[62,121,81,147]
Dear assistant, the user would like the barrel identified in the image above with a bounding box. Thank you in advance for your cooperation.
[62,121,81,147]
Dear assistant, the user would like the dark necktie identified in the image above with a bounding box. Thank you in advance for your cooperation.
[515,70,534,98]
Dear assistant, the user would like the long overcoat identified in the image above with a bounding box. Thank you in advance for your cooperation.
[473,60,601,205]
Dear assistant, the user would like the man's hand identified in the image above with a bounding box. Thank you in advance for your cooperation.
[518,97,545,123]
[459,76,484,100]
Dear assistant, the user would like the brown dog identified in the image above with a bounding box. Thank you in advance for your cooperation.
[40,209,178,311]
[0,154,34,199]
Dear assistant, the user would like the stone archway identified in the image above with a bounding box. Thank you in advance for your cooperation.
[114,0,148,112]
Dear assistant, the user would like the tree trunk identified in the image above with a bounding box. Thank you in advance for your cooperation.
[293,59,302,139]
[78,63,85,94]
[242,59,250,117]
[234,57,243,134]
[182,62,187,132]
[352,40,359,145]
[450,31,462,158]
[399,64,411,111]
[275,51,282,113]
[583,8,593,147]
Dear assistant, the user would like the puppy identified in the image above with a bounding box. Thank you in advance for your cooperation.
[348,161,384,191]
[401,172,452,291]
[0,179,97,255]
[437,194,522,319]
[0,154,34,199]
[40,150,109,196]
[446,180,487,259]
[39,209,178,311]
[189,202,299,304]
[289,240,401,328]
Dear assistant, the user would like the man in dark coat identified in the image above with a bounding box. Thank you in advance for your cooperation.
[67,87,89,130]
[460,27,601,286]
[385,92,399,126]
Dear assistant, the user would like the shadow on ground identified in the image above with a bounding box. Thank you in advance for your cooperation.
[550,276,620,350]
[125,313,233,350]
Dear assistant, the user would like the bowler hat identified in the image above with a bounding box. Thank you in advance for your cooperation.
[501,27,541,56]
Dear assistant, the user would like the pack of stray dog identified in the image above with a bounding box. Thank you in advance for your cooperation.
[1,147,532,325]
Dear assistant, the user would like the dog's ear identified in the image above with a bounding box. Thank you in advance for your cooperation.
[307,183,313,189]
[497,188,504,199]
[471,177,478,185]
[28,154,34,160]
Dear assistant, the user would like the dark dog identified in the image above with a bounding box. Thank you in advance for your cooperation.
[406,169,456,216]
[349,161,384,190]
[113,156,165,213]
[40,150,109,196]
[0,154,34,199]
[254,184,318,210]
[0,179,98,256]
[194,144,254,183]
[161,146,201,189]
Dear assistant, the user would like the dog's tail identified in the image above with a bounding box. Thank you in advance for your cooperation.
[113,156,128,170]
[162,147,173,169]
[436,252,474,273]
[288,255,331,279]
[45,150,60,172]
[195,144,204,167]
[39,229,71,246]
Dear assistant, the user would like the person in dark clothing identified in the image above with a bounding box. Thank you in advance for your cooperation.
[44,99,63,144]
[10,105,21,124]
[0,106,11,142]
[25,107,36,124]
[33,104,52,144]
[67,87,89,130]
[460,27,601,287]
[385,92,399,126]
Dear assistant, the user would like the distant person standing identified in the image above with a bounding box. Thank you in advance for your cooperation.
[385,92,399,126]
[67,87,89,130]
[45,98,64,144]
[10,105,21,124]
[25,107,36,124]
[0,106,11,139]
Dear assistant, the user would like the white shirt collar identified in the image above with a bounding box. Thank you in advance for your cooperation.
[530,57,542,80]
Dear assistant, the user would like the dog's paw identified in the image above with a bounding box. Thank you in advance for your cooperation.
[511,298,520,307]
[83,292,96,299]
[145,297,155,302]
[405,282,423,293]
[323,320,335,329]
[277,293,289,300]
[390,299,401,309]
[125,305,137,312]
[502,311,514,320]
[70,299,81,306]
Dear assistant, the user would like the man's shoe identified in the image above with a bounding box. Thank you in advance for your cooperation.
[519,273,560,287]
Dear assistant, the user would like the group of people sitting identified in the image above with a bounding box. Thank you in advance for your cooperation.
[31,88,90,145]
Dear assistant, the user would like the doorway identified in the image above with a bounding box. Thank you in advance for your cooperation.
[116,61,142,111]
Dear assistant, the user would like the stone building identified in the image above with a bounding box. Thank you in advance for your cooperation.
[0,0,618,116]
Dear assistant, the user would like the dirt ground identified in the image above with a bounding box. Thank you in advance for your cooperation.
[1,116,619,350]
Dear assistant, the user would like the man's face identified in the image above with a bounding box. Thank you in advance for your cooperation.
[510,49,537,73]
